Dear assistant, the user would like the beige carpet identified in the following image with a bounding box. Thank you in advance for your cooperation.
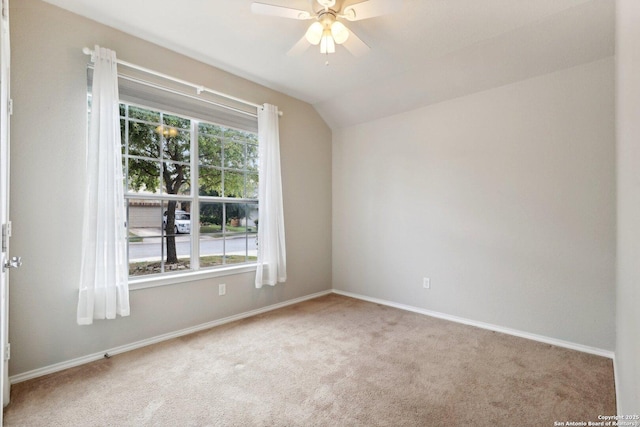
[3,294,615,426]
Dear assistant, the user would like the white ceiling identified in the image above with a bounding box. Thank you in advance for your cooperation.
[40,0,614,129]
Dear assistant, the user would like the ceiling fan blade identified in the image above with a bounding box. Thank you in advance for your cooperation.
[342,0,403,21]
[287,35,312,56]
[342,29,370,56]
[251,2,312,20]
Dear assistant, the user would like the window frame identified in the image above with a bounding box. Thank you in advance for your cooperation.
[119,101,259,289]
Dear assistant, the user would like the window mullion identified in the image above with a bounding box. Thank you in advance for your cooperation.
[245,203,249,262]
[124,104,130,271]
[159,111,166,273]
[221,134,226,198]
[191,120,200,271]
[159,112,164,197]
[221,133,226,265]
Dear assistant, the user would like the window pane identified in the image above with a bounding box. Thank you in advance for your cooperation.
[198,122,223,137]
[161,128,190,163]
[199,202,224,268]
[126,159,161,194]
[163,113,190,130]
[129,239,163,276]
[199,232,224,269]
[162,162,191,196]
[120,118,127,154]
[162,200,192,236]
[224,140,245,169]
[129,105,160,123]
[226,203,246,234]
[246,173,258,199]
[225,128,254,142]
[245,204,259,233]
[200,202,223,233]
[225,204,255,265]
[224,170,245,198]
[247,143,258,172]
[162,236,191,272]
[247,204,258,261]
[128,199,163,234]
[127,199,163,276]
[198,134,222,166]
[199,166,222,196]
[162,200,192,272]
[128,121,161,159]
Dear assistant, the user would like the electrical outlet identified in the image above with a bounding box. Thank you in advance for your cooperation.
[423,277,430,289]
[218,283,226,296]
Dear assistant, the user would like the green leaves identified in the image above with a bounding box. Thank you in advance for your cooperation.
[122,104,258,199]
[197,122,259,199]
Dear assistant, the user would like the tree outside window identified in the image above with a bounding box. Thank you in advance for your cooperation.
[121,104,258,277]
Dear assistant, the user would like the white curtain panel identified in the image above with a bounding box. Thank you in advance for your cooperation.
[77,46,130,325]
[255,104,287,288]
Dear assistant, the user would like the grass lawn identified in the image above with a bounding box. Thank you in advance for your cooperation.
[200,225,255,234]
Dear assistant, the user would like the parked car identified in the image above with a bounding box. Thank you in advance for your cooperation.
[163,210,191,234]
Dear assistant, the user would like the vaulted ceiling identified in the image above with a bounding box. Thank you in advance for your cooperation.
[40,0,614,129]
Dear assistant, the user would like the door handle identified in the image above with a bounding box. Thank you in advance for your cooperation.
[3,256,21,272]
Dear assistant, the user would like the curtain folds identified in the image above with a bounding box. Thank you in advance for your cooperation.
[77,45,130,325]
[255,104,287,288]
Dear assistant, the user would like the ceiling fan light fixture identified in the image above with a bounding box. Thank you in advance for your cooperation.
[330,21,349,44]
[250,0,382,58]
[320,29,335,54]
[305,21,324,45]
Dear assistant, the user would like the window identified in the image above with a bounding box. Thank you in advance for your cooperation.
[120,103,258,278]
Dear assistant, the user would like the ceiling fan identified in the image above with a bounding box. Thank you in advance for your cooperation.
[251,0,403,57]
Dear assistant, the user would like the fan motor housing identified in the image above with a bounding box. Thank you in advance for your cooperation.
[318,10,337,26]
[317,0,336,8]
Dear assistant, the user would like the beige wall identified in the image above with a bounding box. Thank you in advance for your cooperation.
[616,0,640,414]
[8,0,332,376]
[333,57,615,350]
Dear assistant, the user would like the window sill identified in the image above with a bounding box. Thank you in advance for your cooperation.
[129,263,257,291]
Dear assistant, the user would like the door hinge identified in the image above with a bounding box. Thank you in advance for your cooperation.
[8,98,12,116]
[4,343,9,362]
[2,221,11,253]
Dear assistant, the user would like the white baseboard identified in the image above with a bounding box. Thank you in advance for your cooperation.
[332,289,615,359]
[10,288,616,386]
[9,290,333,384]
